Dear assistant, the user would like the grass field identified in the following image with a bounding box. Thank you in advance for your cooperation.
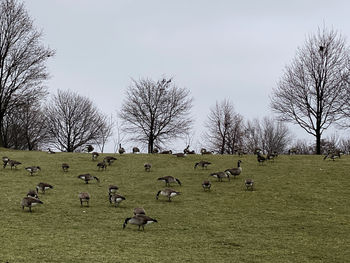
[0,149,349,262]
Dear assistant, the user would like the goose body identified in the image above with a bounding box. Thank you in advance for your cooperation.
[245,179,254,191]
[108,185,119,194]
[21,196,43,212]
[9,160,21,169]
[104,156,117,165]
[62,163,69,172]
[123,214,157,230]
[78,174,100,184]
[210,171,229,182]
[97,162,107,170]
[109,193,126,207]
[133,207,146,215]
[27,189,39,199]
[36,182,53,194]
[78,192,90,206]
[194,161,211,169]
[225,160,242,179]
[25,166,41,176]
[156,188,181,202]
[47,148,55,154]
[132,147,140,154]
[91,152,99,160]
[144,163,152,172]
[174,153,185,157]
[157,176,181,186]
[202,180,211,191]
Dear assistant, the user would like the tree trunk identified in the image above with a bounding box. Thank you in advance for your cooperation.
[148,136,154,154]
[315,131,321,155]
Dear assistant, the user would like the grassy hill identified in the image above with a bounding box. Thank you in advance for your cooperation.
[0,149,349,262]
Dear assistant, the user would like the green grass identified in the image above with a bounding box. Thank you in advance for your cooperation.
[0,149,349,262]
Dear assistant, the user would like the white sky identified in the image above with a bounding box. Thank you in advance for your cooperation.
[22,0,350,152]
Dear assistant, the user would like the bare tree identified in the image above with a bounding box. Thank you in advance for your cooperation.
[94,114,114,153]
[270,27,350,154]
[45,90,106,152]
[244,118,263,154]
[0,0,54,147]
[261,117,291,154]
[119,77,193,153]
[203,100,244,154]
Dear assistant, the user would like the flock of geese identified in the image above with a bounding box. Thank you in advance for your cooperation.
[2,150,256,231]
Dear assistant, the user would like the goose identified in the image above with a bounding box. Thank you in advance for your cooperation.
[91,152,99,161]
[85,145,94,153]
[8,160,21,169]
[62,163,69,172]
[78,192,90,206]
[21,196,43,212]
[245,179,254,191]
[36,182,53,194]
[104,156,117,165]
[157,176,181,186]
[152,148,159,154]
[174,153,185,157]
[2,156,9,168]
[25,166,41,176]
[109,193,126,207]
[97,161,107,171]
[257,152,266,165]
[133,207,146,215]
[123,214,158,231]
[194,161,211,169]
[27,189,39,199]
[132,147,140,154]
[47,148,56,154]
[144,163,152,172]
[108,185,119,194]
[210,171,229,182]
[202,180,211,191]
[118,144,126,154]
[78,174,100,184]
[156,188,181,202]
[225,160,242,179]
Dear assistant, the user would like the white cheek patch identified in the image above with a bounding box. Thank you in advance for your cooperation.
[170,192,177,197]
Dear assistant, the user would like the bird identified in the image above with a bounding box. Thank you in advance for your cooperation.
[8,160,21,169]
[85,145,94,153]
[210,171,230,182]
[157,176,181,186]
[97,161,107,171]
[25,166,41,176]
[78,192,90,206]
[225,160,242,179]
[123,214,158,231]
[245,179,254,191]
[118,144,125,154]
[103,156,117,165]
[2,156,9,168]
[133,207,146,215]
[202,180,211,191]
[21,196,43,212]
[194,161,211,169]
[174,153,185,157]
[27,189,39,199]
[78,174,100,184]
[62,163,69,172]
[109,193,126,207]
[132,147,140,154]
[144,163,152,172]
[257,151,267,165]
[36,182,53,194]
[108,185,119,194]
[91,152,99,161]
[156,188,181,202]
[47,148,55,154]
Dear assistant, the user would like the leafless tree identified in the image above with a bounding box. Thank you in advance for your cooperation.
[0,0,54,147]
[203,100,244,154]
[119,77,193,153]
[45,90,106,152]
[244,118,263,154]
[270,27,350,154]
[261,117,291,154]
[95,114,114,153]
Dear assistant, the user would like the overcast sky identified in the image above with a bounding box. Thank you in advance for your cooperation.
[22,0,350,152]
